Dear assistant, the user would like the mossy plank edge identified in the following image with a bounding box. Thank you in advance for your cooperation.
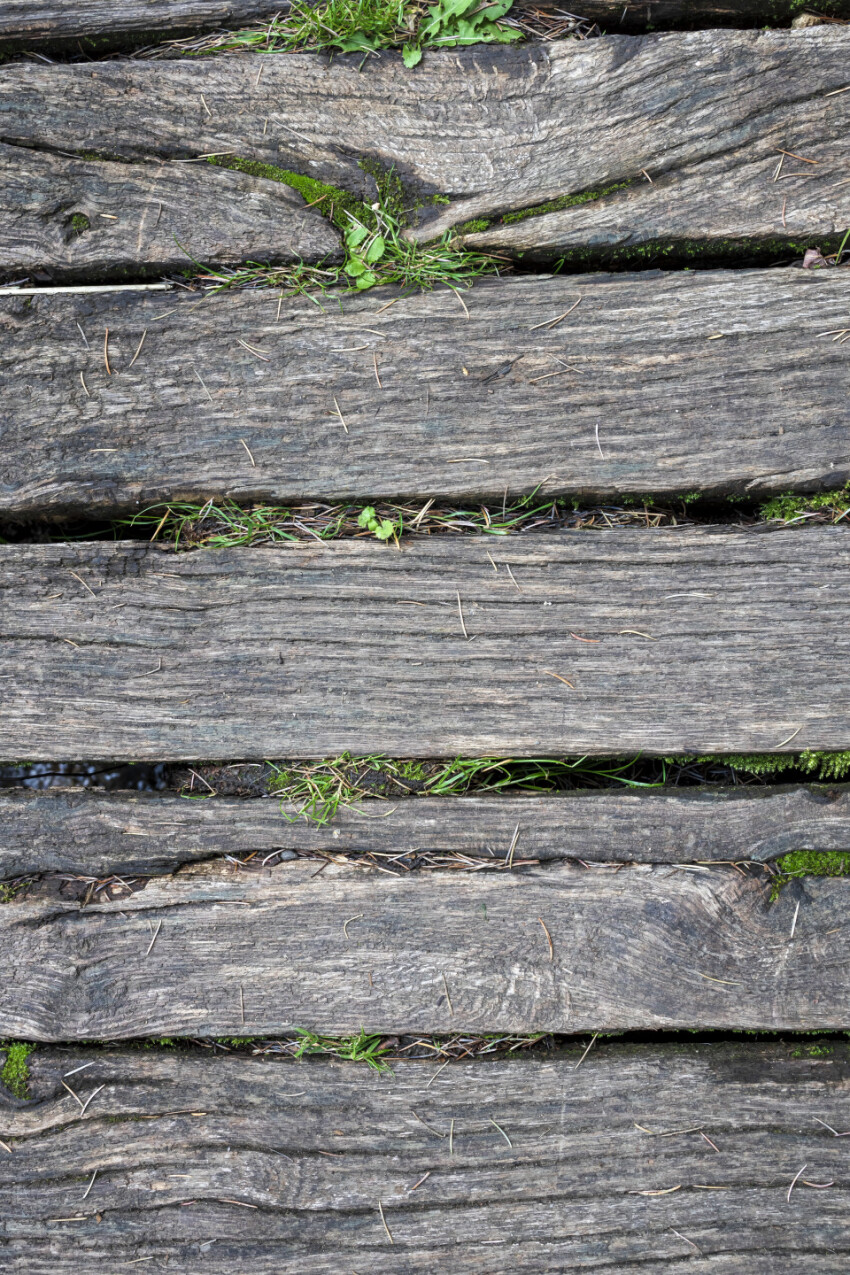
[1,31,846,255]
[2,528,850,758]
[5,859,850,1036]
[0,141,339,280]
[2,270,849,516]
[3,1043,850,1269]
[3,785,850,879]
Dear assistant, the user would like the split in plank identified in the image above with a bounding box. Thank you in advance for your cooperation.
[2,784,850,880]
[1,31,846,256]
[0,141,338,280]
[2,270,849,515]
[1,528,849,759]
[2,857,850,1036]
[3,1042,850,1270]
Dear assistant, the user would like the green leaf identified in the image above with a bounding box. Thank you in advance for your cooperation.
[345,222,369,248]
[365,234,386,264]
[375,520,396,540]
[402,43,422,66]
[355,270,378,289]
[357,507,377,528]
[346,257,368,277]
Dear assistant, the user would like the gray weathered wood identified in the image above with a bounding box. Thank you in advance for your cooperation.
[2,270,849,515]
[0,142,338,280]
[0,0,281,42]
[2,857,849,1036]
[3,0,848,44]
[2,1042,850,1270]
[3,785,850,880]
[1,31,846,254]
[1,529,849,760]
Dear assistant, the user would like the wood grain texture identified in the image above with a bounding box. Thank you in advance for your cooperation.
[0,0,281,41]
[1,529,849,760]
[3,0,848,42]
[2,270,849,516]
[3,1042,850,1271]
[3,785,850,879]
[0,142,338,280]
[1,31,847,253]
[2,856,850,1036]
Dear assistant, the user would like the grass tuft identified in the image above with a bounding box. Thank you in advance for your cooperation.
[292,1028,394,1071]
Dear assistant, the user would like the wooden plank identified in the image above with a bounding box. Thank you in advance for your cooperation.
[3,1042,850,1270]
[1,529,849,760]
[3,785,850,880]
[0,1,281,43]
[4,0,848,44]
[0,142,338,280]
[2,857,850,1036]
[1,32,846,253]
[2,270,849,516]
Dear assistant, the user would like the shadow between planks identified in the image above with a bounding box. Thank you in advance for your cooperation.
[2,854,850,1037]
[0,31,847,273]
[2,1042,850,1270]
[2,784,850,879]
[2,270,849,516]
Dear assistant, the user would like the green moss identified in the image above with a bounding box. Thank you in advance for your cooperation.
[457,217,492,234]
[771,850,850,899]
[1,1042,34,1099]
[760,485,850,523]
[69,213,90,235]
[207,155,369,231]
[550,232,846,274]
[500,182,632,226]
[671,752,850,781]
[791,1041,834,1057]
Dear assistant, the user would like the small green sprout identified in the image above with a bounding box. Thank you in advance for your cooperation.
[357,506,398,540]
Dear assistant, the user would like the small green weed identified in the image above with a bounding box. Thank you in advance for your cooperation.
[1,1042,34,1099]
[357,506,399,540]
[293,1029,393,1071]
[402,0,520,66]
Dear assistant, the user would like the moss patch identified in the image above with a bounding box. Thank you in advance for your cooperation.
[499,182,632,226]
[671,752,850,781]
[69,213,90,235]
[1,1042,34,1099]
[771,850,850,899]
[207,155,369,231]
[760,485,850,523]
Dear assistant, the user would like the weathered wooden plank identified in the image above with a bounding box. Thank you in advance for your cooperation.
[3,0,848,44]
[1,32,846,254]
[1,857,849,1036]
[2,785,850,879]
[0,0,280,43]
[2,529,849,760]
[2,270,849,515]
[0,142,338,281]
[2,1042,850,1271]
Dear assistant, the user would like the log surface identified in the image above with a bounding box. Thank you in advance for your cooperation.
[1,857,849,1036]
[1,31,847,255]
[1,529,849,759]
[2,1042,850,1270]
[0,142,338,280]
[2,785,849,879]
[2,270,849,515]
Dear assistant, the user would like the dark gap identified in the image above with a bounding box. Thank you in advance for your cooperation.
[0,754,842,793]
[0,492,789,547]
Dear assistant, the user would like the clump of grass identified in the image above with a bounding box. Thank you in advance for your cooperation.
[292,1028,394,1071]
[1,1042,34,1099]
[760,485,850,526]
